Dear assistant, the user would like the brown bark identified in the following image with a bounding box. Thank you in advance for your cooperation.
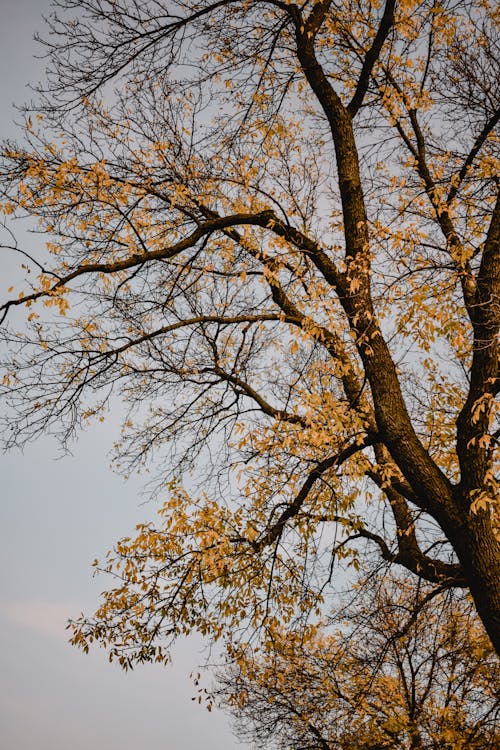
[292,5,500,653]
[448,510,500,654]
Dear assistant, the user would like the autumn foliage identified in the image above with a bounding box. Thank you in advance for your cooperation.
[0,0,499,669]
[217,578,499,749]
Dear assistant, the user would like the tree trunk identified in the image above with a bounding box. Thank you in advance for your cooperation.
[450,513,500,653]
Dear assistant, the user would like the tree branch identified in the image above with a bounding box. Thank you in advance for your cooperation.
[447,106,500,204]
[457,187,500,493]
[256,434,377,550]
[347,0,396,117]
[0,210,275,325]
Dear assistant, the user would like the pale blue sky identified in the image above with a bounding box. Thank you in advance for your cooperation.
[0,2,245,748]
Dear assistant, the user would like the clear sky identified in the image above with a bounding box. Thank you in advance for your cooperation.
[0,2,245,748]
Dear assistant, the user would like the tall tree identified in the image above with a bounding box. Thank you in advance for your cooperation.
[1,0,499,655]
[217,578,500,750]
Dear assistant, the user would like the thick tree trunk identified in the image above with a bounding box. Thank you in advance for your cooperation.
[450,513,500,654]
[294,11,500,655]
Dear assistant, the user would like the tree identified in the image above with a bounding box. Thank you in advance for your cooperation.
[216,577,500,750]
[0,0,499,658]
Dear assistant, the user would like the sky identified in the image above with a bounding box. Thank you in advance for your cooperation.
[0,2,246,748]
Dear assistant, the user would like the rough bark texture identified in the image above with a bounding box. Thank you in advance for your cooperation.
[294,4,500,653]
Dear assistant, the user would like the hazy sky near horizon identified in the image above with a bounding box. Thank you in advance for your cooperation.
[0,2,245,748]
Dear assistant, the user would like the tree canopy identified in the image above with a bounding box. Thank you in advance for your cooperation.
[0,0,499,658]
[217,576,499,750]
